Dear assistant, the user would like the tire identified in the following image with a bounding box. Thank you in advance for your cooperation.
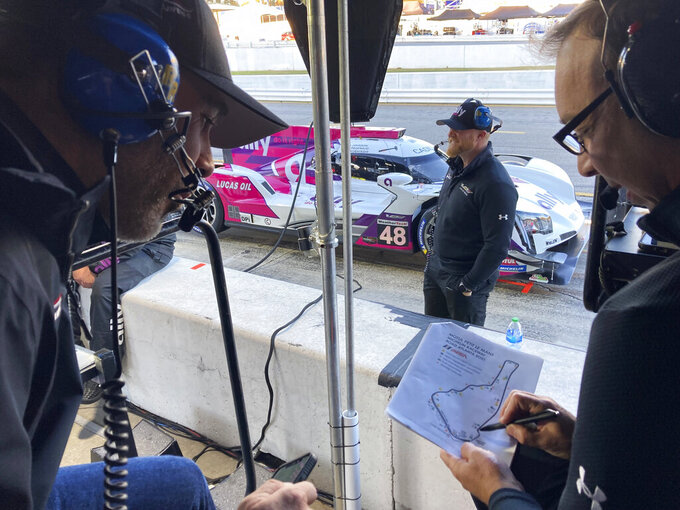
[416,205,437,256]
[193,183,226,233]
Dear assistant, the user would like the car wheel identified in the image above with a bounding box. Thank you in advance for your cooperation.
[416,205,437,256]
[192,183,226,233]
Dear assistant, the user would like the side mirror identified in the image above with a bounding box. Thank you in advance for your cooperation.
[377,172,413,189]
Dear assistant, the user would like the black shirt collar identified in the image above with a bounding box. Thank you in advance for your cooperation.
[638,185,680,245]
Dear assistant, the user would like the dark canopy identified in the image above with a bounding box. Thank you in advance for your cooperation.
[428,8,480,21]
[542,3,578,17]
[479,5,540,20]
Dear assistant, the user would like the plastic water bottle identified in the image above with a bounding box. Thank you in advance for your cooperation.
[506,317,523,347]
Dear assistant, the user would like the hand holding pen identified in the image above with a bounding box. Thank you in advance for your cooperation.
[492,390,576,460]
[480,408,560,431]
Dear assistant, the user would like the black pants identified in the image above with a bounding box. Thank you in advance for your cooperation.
[423,270,498,327]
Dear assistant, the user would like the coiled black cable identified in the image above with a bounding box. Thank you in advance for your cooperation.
[102,379,131,509]
[100,129,136,510]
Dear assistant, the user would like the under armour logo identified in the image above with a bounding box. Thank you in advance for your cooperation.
[498,214,509,220]
[576,466,607,510]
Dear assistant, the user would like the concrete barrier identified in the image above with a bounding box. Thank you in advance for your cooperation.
[233,70,556,106]
[89,257,585,509]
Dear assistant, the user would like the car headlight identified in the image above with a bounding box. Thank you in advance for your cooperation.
[517,212,553,235]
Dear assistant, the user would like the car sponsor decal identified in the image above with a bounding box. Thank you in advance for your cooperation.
[499,258,528,274]
[535,190,564,211]
[227,204,240,220]
[216,176,278,220]
[215,180,252,191]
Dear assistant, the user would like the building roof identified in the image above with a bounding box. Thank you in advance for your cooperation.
[542,3,579,17]
[428,8,480,21]
[479,5,540,19]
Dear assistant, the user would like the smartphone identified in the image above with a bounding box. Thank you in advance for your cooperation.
[271,453,317,483]
[639,232,679,256]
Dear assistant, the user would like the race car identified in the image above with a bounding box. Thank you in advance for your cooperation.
[202,125,588,284]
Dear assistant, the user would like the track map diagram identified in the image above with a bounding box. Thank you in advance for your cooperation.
[386,322,543,459]
[431,360,519,442]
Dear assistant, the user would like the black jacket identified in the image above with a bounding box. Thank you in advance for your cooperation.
[490,188,680,509]
[0,92,106,509]
[427,142,517,291]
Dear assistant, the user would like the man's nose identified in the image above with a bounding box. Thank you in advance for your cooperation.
[195,146,214,179]
[577,152,598,178]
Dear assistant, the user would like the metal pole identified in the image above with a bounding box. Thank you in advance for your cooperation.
[338,0,355,418]
[338,0,361,507]
[305,0,346,507]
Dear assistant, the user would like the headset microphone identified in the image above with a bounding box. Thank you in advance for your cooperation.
[599,184,620,210]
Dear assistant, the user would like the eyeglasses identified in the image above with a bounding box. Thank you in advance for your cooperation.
[552,87,612,155]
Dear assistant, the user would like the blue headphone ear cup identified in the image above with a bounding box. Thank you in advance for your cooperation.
[619,15,680,138]
[474,106,492,131]
[61,12,180,144]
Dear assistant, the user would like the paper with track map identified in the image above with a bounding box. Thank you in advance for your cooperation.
[386,322,543,463]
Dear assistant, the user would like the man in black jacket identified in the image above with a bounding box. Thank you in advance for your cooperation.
[0,1,317,509]
[424,98,517,326]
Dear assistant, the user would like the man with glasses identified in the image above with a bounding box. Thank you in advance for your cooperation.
[439,0,680,509]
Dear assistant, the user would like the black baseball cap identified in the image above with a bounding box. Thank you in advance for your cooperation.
[112,0,288,148]
[436,98,493,132]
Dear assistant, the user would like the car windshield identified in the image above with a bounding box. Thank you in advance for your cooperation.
[399,152,449,184]
[331,147,449,184]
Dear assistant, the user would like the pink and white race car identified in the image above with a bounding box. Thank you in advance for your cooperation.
[202,125,587,284]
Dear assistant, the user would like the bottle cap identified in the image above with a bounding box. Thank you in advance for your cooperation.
[511,317,519,322]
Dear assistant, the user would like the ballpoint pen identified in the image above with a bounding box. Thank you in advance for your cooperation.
[479,408,560,432]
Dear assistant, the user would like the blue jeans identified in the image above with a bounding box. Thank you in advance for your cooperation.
[47,457,216,510]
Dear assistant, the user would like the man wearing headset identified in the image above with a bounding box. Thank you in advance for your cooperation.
[424,98,517,327]
[440,1,680,509]
[0,0,316,509]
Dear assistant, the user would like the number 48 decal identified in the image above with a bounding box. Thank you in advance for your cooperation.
[378,224,408,246]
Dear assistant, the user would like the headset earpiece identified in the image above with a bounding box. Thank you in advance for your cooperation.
[617,14,680,137]
[61,12,180,144]
[473,105,492,131]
